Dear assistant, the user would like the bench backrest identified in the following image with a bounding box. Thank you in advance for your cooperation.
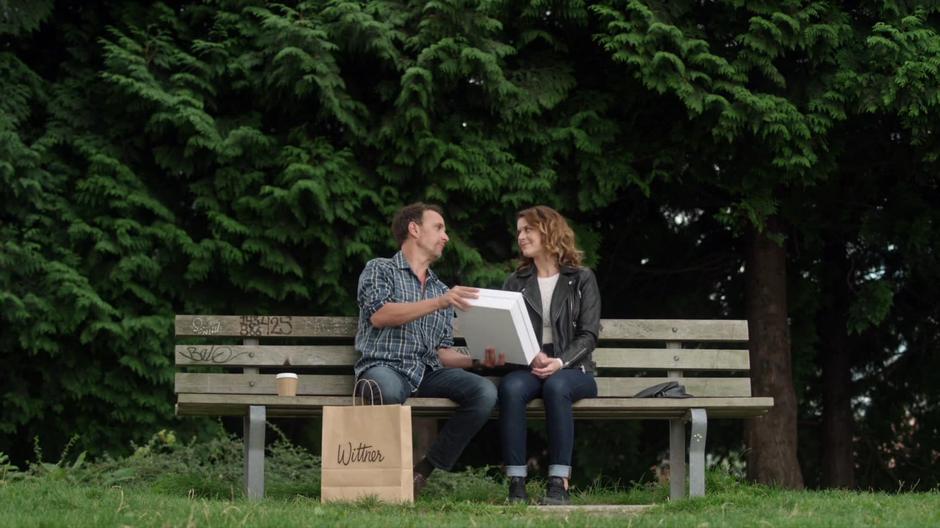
[174,316,751,401]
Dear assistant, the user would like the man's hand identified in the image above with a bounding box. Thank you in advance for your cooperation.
[438,346,502,369]
[438,285,479,311]
[482,347,506,368]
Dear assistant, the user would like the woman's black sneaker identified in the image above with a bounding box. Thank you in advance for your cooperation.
[507,477,528,503]
[539,476,570,505]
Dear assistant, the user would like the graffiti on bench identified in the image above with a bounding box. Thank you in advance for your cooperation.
[239,316,294,336]
[179,345,249,364]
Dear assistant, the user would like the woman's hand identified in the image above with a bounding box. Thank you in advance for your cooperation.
[530,352,563,379]
[531,352,550,368]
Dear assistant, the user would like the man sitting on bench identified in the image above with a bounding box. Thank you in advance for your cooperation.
[354,202,504,498]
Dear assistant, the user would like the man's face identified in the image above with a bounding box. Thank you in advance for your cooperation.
[413,210,449,260]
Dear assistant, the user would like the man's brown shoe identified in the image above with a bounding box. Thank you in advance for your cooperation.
[413,471,429,499]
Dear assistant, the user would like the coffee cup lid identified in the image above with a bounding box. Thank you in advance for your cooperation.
[276,372,298,379]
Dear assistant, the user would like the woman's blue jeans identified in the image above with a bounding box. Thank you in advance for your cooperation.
[498,368,597,479]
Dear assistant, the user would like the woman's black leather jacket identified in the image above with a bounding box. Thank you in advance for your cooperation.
[503,264,601,374]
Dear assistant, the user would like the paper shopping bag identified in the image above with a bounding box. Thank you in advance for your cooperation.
[320,402,413,503]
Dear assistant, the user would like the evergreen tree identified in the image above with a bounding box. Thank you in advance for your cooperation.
[3,0,939,492]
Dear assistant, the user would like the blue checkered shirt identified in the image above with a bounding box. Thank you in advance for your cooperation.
[354,251,454,391]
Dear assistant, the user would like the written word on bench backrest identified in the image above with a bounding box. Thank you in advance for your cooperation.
[240,316,293,336]
[191,317,221,335]
[179,345,248,364]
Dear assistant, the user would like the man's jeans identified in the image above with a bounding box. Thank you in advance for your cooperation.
[358,365,497,471]
[498,369,598,479]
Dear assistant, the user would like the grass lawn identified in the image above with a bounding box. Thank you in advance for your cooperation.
[3,432,937,527]
[3,475,939,527]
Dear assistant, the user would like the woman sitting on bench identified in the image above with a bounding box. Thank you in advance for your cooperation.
[498,205,601,505]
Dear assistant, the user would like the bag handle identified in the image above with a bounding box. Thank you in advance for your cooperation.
[353,378,384,406]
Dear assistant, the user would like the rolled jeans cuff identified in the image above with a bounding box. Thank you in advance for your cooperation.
[505,465,527,478]
[548,464,571,479]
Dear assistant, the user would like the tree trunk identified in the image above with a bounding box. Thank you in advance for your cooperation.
[744,216,805,488]
[818,239,856,488]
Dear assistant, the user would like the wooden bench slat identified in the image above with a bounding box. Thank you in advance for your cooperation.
[175,315,357,338]
[175,373,352,396]
[175,345,749,371]
[175,345,359,367]
[176,315,749,343]
[598,319,748,342]
[597,378,751,397]
[593,348,749,370]
[176,394,773,419]
[176,373,751,398]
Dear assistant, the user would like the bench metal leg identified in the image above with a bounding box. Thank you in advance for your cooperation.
[669,418,686,500]
[244,405,266,500]
[689,408,707,497]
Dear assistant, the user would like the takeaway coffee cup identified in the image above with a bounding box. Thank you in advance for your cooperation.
[276,372,298,397]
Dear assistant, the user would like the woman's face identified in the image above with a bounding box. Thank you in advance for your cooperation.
[517,217,544,259]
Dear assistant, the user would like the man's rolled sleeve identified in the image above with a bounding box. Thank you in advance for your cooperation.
[358,260,394,320]
[437,309,455,349]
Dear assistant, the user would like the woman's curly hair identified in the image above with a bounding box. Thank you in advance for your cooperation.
[516,205,583,269]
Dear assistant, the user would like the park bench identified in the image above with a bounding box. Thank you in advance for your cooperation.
[174,315,773,500]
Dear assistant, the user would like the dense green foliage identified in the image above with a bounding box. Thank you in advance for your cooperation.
[2,0,939,490]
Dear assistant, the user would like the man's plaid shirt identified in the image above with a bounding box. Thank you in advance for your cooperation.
[353,251,454,391]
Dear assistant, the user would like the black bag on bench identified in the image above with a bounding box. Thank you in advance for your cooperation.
[634,381,693,398]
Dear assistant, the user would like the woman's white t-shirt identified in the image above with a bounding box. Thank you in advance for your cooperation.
[537,273,560,344]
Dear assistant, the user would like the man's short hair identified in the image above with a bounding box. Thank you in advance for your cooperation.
[391,202,444,245]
